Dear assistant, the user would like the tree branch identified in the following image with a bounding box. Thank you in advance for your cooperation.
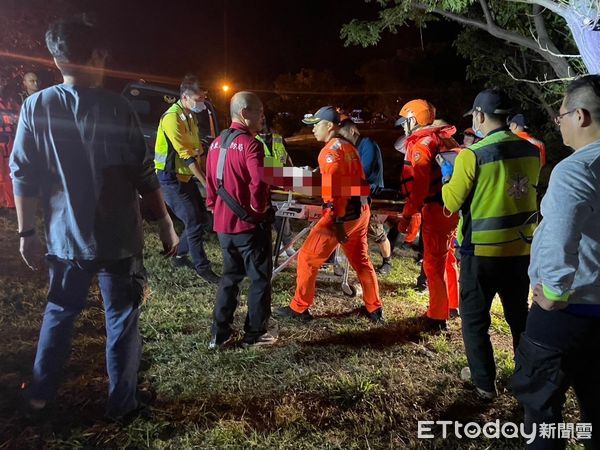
[505,0,566,16]
[479,0,495,25]
[503,62,576,84]
[414,2,574,77]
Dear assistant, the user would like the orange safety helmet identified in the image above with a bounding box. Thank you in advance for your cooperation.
[398,99,436,126]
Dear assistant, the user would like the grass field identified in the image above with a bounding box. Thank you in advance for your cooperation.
[0,211,584,449]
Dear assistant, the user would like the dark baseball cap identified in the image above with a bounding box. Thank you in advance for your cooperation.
[464,89,512,117]
[302,106,340,125]
[508,113,527,128]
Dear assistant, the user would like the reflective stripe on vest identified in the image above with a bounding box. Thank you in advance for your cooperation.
[257,133,287,167]
[461,130,540,247]
[154,102,199,176]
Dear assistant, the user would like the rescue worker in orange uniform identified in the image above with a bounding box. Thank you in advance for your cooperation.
[276,106,384,322]
[396,99,459,330]
[0,79,19,210]
[508,114,546,167]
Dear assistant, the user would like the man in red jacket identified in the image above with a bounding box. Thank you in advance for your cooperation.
[205,91,276,349]
[396,99,459,330]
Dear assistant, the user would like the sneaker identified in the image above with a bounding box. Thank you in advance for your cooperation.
[242,330,279,348]
[449,308,460,319]
[172,255,194,269]
[208,330,233,350]
[361,306,385,323]
[375,261,392,275]
[460,367,497,400]
[273,306,313,322]
[421,316,447,332]
[197,268,221,285]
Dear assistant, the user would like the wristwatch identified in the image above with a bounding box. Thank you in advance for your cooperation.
[18,228,35,238]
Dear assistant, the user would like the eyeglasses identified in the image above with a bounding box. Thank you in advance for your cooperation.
[553,109,576,125]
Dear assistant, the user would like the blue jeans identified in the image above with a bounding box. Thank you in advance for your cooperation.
[29,255,146,418]
[161,180,211,272]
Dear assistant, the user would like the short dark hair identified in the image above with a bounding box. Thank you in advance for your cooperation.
[339,118,357,130]
[180,74,202,97]
[565,75,600,123]
[45,16,101,66]
[484,112,509,125]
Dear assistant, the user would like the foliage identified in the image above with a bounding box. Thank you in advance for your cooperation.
[341,0,597,127]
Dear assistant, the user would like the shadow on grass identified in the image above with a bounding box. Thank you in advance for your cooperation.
[303,315,430,349]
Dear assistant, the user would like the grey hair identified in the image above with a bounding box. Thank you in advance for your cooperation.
[230,91,261,120]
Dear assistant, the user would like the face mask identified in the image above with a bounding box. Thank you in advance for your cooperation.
[472,114,484,138]
[190,101,206,113]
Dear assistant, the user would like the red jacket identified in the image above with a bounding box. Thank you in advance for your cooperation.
[206,122,271,234]
[401,125,459,218]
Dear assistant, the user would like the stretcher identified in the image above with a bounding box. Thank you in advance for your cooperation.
[270,189,405,296]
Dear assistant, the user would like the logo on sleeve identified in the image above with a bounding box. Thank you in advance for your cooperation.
[325,154,334,163]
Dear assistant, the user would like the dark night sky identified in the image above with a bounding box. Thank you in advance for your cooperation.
[69,0,464,91]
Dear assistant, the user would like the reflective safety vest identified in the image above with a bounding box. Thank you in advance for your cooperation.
[459,130,540,256]
[256,133,287,167]
[154,101,201,180]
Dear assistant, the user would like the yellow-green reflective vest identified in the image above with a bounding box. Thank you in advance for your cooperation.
[154,102,200,178]
[256,133,287,167]
[458,130,540,257]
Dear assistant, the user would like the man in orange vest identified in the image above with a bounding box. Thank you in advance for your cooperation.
[396,99,459,330]
[276,106,384,322]
[508,114,546,167]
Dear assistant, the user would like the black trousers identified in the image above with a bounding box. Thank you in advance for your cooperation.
[212,224,273,341]
[460,254,530,392]
[511,304,600,450]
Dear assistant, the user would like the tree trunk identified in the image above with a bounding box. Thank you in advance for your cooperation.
[563,0,600,74]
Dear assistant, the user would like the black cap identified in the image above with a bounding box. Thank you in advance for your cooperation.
[464,89,512,117]
[302,106,340,125]
[508,113,527,128]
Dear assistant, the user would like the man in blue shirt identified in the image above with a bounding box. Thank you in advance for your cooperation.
[10,16,178,422]
[511,75,600,449]
[338,119,393,274]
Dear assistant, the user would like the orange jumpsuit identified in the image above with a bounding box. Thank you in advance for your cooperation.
[290,137,382,314]
[0,97,18,209]
[516,131,546,167]
[402,125,459,320]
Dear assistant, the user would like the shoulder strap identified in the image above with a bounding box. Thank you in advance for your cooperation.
[216,128,246,186]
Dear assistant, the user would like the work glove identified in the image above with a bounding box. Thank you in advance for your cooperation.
[441,161,454,184]
[333,221,348,244]
[397,215,411,234]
